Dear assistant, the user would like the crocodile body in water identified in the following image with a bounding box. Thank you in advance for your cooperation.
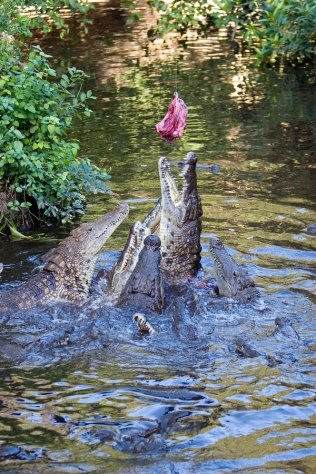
[103,153,258,311]
[208,237,260,302]
[0,204,129,323]
[106,200,162,309]
[0,153,265,366]
[115,234,164,313]
[0,283,303,368]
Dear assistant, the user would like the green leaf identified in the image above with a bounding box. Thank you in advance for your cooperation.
[8,224,32,240]
[13,129,24,139]
[0,40,110,230]
[26,104,36,113]
[30,125,38,133]
[13,141,23,152]
[47,68,57,76]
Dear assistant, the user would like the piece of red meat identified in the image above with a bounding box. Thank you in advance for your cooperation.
[156,92,188,142]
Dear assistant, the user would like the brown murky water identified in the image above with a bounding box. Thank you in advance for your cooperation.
[0,2,316,472]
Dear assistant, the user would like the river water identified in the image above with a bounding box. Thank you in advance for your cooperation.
[0,2,316,472]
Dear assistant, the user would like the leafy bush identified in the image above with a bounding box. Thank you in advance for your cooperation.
[0,1,111,233]
[218,0,316,64]
[0,0,92,39]
[147,0,316,65]
[0,43,110,228]
[148,0,216,35]
[253,0,316,63]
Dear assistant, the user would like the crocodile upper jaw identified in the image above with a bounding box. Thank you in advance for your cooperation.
[0,204,129,312]
[158,153,202,284]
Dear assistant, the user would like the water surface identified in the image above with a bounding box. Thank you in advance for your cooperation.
[0,2,315,472]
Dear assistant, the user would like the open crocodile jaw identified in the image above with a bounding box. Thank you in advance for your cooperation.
[117,234,164,313]
[107,200,163,305]
[108,221,151,301]
[159,152,203,285]
[0,204,129,319]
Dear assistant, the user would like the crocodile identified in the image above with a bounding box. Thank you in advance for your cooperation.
[107,220,150,299]
[106,153,258,308]
[116,234,164,313]
[0,204,129,322]
[106,200,163,312]
[208,236,260,302]
[159,152,203,284]
[0,152,264,368]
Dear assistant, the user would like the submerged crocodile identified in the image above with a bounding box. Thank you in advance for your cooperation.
[208,237,260,302]
[0,204,129,322]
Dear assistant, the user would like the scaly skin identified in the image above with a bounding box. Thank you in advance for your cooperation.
[108,221,150,300]
[142,199,161,234]
[0,204,129,322]
[117,234,164,313]
[208,237,259,302]
[133,313,156,334]
[108,200,162,305]
[159,152,203,284]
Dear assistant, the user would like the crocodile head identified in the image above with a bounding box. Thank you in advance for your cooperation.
[208,237,259,302]
[108,220,150,300]
[158,152,203,284]
[108,201,161,301]
[43,203,129,303]
[117,233,164,313]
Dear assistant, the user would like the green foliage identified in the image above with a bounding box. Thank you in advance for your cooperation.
[0,1,111,232]
[120,1,142,25]
[218,0,316,64]
[148,0,215,35]
[0,44,110,226]
[148,0,316,65]
[0,0,93,40]
[255,0,316,63]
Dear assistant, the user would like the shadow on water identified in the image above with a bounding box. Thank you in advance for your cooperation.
[0,1,316,472]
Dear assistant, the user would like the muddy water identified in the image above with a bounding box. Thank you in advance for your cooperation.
[0,2,316,472]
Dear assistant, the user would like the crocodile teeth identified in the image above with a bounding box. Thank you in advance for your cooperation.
[133,313,156,334]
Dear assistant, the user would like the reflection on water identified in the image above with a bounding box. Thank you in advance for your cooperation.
[0,2,316,472]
